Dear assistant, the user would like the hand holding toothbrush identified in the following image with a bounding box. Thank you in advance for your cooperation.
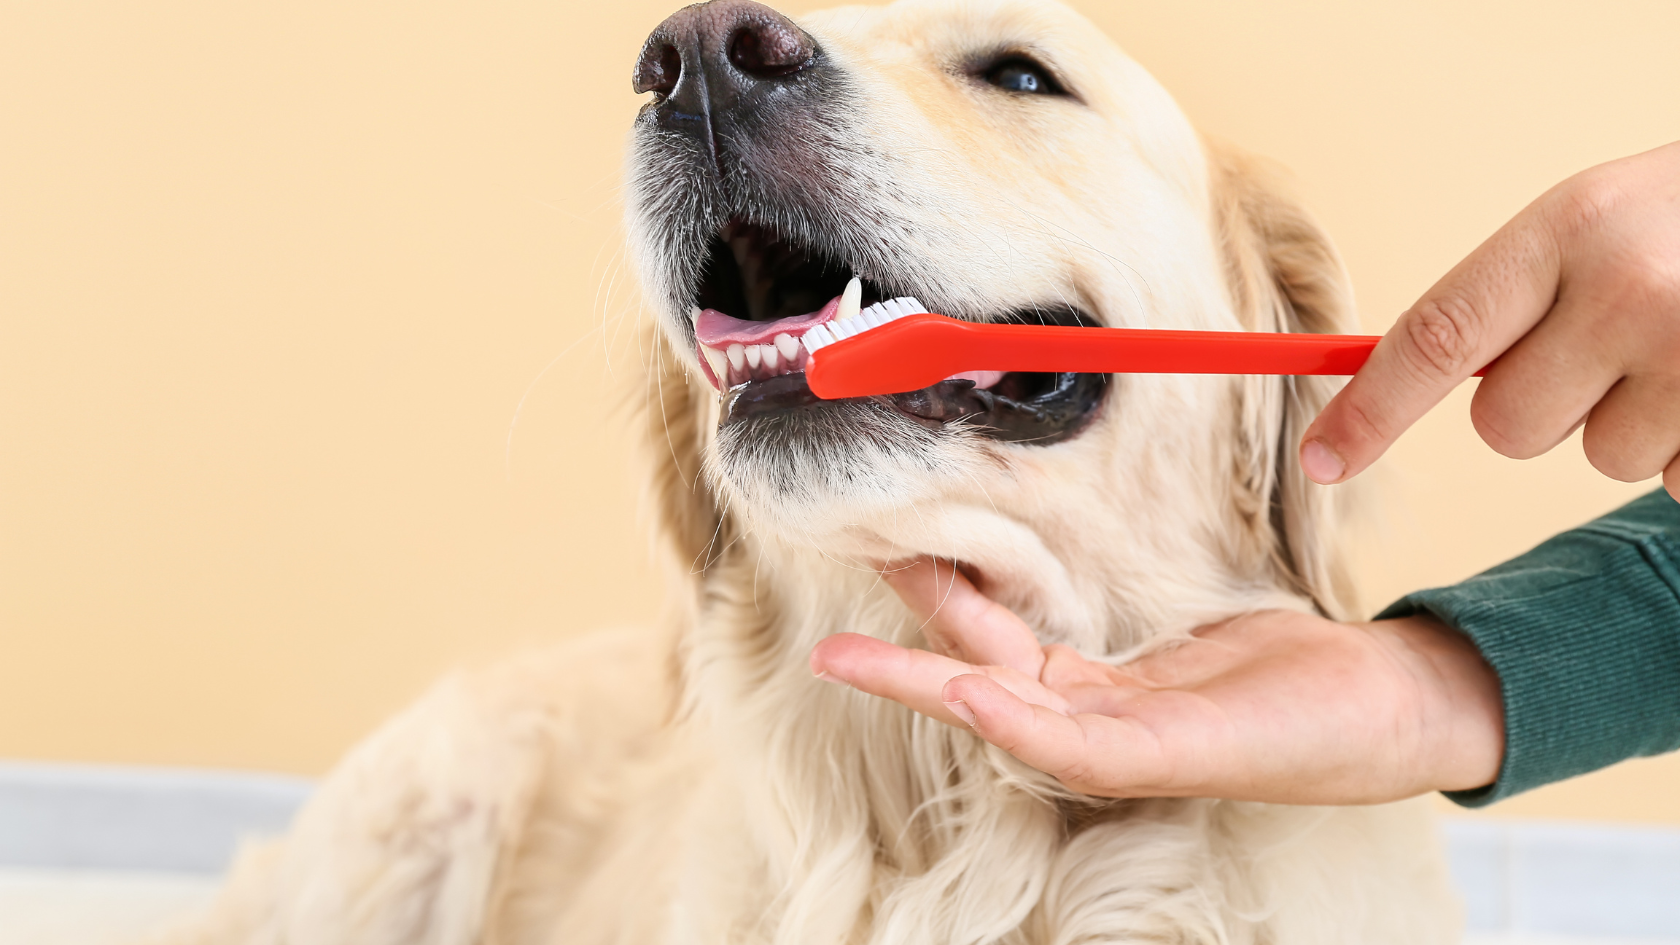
[1301,141,1680,500]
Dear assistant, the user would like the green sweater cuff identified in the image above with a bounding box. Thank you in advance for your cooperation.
[1376,489,1680,807]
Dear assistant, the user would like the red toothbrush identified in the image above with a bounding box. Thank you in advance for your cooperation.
[800,295,1481,400]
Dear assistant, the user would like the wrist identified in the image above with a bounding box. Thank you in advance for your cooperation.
[1374,614,1506,793]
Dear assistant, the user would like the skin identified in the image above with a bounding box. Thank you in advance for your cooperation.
[1302,141,1680,501]
[813,144,1680,802]
[812,558,1503,803]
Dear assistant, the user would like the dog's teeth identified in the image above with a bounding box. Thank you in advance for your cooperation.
[761,343,780,373]
[774,333,800,363]
[689,305,702,329]
[744,344,762,376]
[837,277,861,322]
[700,345,729,384]
[726,343,746,375]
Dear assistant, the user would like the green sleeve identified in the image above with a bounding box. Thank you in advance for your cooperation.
[1375,488,1680,807]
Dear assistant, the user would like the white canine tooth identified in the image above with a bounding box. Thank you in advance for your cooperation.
[762,343,780,373]
[837,277,861,322]
[774,333,800,362]
[700,345,729,383]
[689,305,702,328]
[726,344,746,375]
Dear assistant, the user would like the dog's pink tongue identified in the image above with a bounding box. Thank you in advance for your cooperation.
[695,295,840,347]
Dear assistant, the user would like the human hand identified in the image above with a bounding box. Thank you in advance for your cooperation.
[1300,141,1680,500]
[811,558,1504,804]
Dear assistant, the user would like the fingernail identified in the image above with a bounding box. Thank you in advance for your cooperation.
[944,700,977,727]
[1300,438,1346,484]
[814,671,846,686]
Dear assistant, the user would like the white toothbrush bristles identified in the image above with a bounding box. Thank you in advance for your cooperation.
[800,293,924,356]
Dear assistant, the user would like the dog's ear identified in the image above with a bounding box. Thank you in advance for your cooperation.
[638,325,736,590]
[1208,141,1359,617]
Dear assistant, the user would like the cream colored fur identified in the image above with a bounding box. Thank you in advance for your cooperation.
[154,1,1459,942]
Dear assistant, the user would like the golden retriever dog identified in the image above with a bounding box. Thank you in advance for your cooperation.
[159,0,1459,942]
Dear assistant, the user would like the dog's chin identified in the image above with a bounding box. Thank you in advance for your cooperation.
[711,362,1108,519]
[711,400,960,537]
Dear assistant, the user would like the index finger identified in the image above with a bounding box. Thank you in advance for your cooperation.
[880,557,1046,677]
[1300,199,1564,484]
[810,632,1072,724]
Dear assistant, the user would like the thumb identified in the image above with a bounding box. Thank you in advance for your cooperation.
[1300,204,1564,483]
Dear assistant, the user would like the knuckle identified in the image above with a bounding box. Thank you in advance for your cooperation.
[1336,392,1397,446]
[1625,255,1680,312]
[1399,297,1486,378]
[1553,168,1625,236]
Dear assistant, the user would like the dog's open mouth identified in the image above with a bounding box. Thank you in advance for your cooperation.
[690,219,1108,445]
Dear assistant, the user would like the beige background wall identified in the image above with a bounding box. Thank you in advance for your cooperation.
[3,0,1677,824]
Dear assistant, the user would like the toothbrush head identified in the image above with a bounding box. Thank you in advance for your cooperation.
[799,296,928,357]
[802,302,973,400]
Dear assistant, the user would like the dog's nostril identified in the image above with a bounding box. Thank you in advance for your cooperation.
[632,42,683,96]
[727,18,813,79]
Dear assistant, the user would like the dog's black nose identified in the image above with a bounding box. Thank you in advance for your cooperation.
[633,1,817,137]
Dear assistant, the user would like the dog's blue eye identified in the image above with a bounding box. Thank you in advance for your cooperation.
[984,58,1062,96]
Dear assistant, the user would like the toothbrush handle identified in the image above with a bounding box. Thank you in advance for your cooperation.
[807,313,1488,399]
[976,322,1384,375]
